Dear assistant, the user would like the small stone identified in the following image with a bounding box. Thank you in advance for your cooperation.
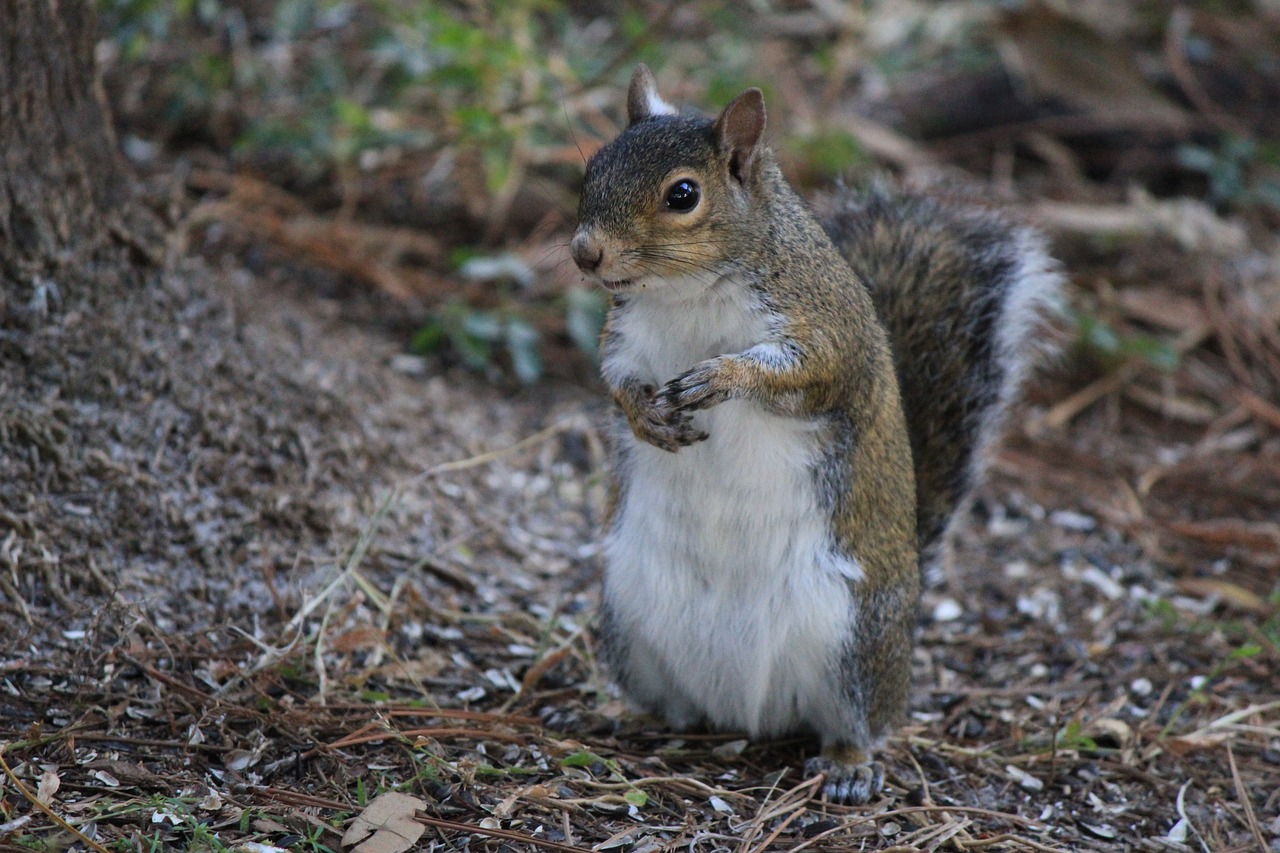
[711,739,749,758]
[390,353,429,376]
[1005,765,1044,792]
[1050,509,1097,531]
[933,598,963,621]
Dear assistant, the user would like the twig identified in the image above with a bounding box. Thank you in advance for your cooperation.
[737,774,822,853]
[416,813,593,853]
[285,490,398,636]
[782,805,1052,853]
[1031,370,1131,432]
[329,726,531,750]
[1227,744,1269,853]
[0,749,113,853]
[745,804,806,853]
[1192,699,1280,735]
[1176,780,1210,853]
[904,748,935,805]
[327,705,541,726]
[1234,387,1280,431]
[516,632,583,697]
[1163,9,1248,136]
[958,833,1066,852]
[417,420,575,480]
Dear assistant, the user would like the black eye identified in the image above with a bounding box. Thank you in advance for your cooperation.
[664,179,700,212]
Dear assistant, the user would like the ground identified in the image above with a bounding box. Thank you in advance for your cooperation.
[3,4,1280,853]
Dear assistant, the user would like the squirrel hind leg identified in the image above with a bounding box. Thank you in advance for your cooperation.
[804,744,885,804]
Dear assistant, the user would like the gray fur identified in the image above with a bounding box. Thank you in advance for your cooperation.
[575,70,1062,805]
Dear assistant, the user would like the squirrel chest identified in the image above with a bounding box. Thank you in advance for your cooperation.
[601,275,862,737]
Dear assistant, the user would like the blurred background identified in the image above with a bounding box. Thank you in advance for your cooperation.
[94,0,1280,581]
[97,0,1280,373]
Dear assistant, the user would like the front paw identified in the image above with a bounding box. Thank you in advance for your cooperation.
[661,358,730,412]
[804,755,885,805]
[628,397,708,453]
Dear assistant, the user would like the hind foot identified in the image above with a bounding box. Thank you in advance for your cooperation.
[804,745,885,805]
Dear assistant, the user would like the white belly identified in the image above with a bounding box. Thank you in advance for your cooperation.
[603,400,861,738]
[600,274,862,738]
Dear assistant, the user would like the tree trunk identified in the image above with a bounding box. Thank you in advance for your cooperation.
[0,0,129,293]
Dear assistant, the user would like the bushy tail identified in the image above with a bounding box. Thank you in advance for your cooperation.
[817,185,1063,571]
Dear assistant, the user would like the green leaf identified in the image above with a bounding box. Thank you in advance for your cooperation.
[1123,334,1180,371]
[559,750,603,768]
[623,789,648,807]
[411,322,446,354]
[333,96,372,133]
[1230,643,1261,659]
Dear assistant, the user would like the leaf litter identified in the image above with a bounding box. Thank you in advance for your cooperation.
[4,3,1280,852]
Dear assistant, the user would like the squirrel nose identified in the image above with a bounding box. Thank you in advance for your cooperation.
[570,232,605,273]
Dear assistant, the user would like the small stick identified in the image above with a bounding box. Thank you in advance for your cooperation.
[1227,743,1269,853]
[0,749,113,853]
[416,813,593,853]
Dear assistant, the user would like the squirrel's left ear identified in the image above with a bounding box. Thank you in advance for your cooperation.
[627,64,678,125]
[715,88,766,185]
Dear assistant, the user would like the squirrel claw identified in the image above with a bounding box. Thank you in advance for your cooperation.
[662,360,728,412]
[804,756,885,805]
[628,399,708,451]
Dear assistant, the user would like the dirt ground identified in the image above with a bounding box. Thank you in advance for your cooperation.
[4,6,1280,853]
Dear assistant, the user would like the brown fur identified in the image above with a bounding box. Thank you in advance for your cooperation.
[574,66,1059,804]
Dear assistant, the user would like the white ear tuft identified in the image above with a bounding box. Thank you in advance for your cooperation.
[627,64,678,125]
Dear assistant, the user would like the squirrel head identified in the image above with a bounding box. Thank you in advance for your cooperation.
[571,65,768,294]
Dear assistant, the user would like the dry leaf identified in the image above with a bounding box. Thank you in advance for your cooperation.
[369,652,448,683]
[1165,731,1232,756]
[329,626,386,654]
[1083,718,1134,750]
[35,770,60,805]
[1174,578,1271,615]
[1166,518,1280,552]
[1116,288,1208,333]
[341,792,427,853]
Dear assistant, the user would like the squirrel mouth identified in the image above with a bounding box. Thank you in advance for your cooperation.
[600,278,634,291]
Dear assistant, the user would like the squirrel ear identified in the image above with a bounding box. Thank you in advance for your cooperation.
[715,88,766,185]
[627,64,677,125]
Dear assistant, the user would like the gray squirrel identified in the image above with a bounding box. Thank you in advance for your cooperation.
[570,65,1062,803]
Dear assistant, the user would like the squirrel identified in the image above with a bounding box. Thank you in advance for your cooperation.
[570,65,1062,804]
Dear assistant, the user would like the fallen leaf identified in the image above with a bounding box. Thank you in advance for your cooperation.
[0,815,32,835]
[340,792,427,853]
[329,626,386,654]
[92,769,120,787]
[35,770,60,805]
[235,844,290,853]
[1174,578,1271,615]
[1165,732,1232,756]
[1083,718,1133,750]
[1005,765,1044,792]
[1166,517,1280,553]
[1116,288,1207,333]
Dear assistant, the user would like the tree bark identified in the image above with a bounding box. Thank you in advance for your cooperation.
[0,0,129,290]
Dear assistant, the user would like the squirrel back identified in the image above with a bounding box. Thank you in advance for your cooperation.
[817,187,1062,571]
